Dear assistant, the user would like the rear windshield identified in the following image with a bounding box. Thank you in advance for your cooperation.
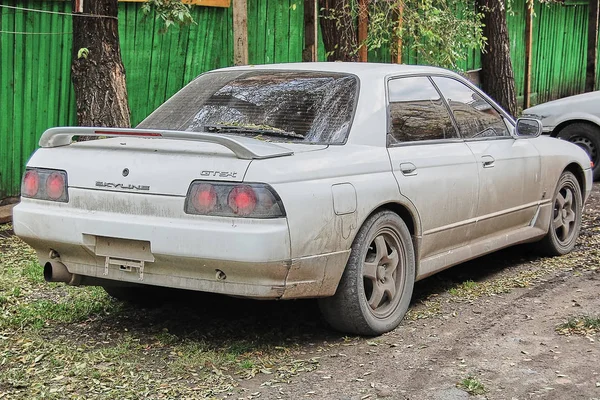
[138,70,359,144]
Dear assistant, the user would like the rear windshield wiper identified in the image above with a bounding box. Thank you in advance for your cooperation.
[203,124,305,139]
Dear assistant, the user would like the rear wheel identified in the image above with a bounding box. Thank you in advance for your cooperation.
[319,211,415,335]
[537,171,582,256]
[557,123,600,180]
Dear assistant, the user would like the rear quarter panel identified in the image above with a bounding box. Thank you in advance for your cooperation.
[244,144,416,259]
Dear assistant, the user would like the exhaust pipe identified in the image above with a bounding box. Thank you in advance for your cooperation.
[44,261,78,285]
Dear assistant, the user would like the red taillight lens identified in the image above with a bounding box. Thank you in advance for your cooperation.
[191,183,217,213]
[228,185,257,216]
[46,171,65,200]
[22,170,40,197]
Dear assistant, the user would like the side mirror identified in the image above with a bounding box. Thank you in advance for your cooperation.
[515,118,542,138]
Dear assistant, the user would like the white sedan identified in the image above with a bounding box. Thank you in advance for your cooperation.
[14,63,593,335]
[523,90,600,180]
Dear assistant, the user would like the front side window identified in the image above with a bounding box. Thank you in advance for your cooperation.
[139,71,359,144]
[387,76,458,144]
[432,77,510,139]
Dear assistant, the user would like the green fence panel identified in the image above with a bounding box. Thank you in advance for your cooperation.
[119,3,233,126]
[0,0,76,199]
[509,0,590,106]
[0,1,233,198]
[1,0,598,198]
[247,0,303,64]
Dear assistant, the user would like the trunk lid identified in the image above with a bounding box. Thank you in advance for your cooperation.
[29,134,327,196]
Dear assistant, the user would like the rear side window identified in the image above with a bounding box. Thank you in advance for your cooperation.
[432,77,510,139]
[387,77,458,144]
[138,71,359,144]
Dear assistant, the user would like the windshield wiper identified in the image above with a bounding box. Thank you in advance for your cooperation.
[203,124,305,139]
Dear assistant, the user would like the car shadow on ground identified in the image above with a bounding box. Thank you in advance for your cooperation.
[83,244,543,348]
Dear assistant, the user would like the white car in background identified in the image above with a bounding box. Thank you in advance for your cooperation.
[523,90,600,180]
[13,63,593,335]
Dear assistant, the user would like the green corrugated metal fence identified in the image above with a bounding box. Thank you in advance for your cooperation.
[118,3,234,126]
[247,0,304,64]
[508,0,592,106]
[0,1,76,200]
[1,0,599,198]
[0,0,305,198]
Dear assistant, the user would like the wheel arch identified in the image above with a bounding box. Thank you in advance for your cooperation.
[372,202,419,237]
[351,201,422,274]
[551,119,600,137]
[563,162,586,197]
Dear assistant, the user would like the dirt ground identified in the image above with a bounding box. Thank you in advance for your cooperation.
[1,184,599,399]
[236,182,600,400]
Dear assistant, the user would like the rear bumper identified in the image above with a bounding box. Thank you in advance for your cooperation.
[13,194,348,299]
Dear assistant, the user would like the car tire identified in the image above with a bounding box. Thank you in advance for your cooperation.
[537,171,582,256]
[103,285,166,306]
[319,210,415,335]
[557,123,600,181]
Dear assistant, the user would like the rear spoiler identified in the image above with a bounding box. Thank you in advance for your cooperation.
[38,127,294,160]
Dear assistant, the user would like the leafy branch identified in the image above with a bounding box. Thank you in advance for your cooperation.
[141,0,196,32]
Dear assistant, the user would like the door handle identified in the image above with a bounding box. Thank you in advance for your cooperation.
[481,155,495,168]
[400,162,417,175]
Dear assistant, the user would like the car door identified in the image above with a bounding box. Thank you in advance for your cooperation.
[432,76,542,239]
[386,76,479,261]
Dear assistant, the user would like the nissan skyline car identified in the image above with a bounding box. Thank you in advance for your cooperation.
[13,63,593,335]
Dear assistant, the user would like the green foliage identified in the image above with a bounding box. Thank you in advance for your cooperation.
[141,0,195,33]
[458,376,487,395]
[366,0,486,70]
[77,47,89,60]
[322,0,486,70]
[557,316,600,336]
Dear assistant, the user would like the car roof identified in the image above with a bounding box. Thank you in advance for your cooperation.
[215,62,459,80]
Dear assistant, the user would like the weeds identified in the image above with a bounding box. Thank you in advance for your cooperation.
[458,376,487,395]
[0,224,321,399]
[556,316,600,336]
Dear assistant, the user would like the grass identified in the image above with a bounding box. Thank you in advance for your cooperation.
[1,198,598,398]
[458,376,487,395]
[0,224,321,399]
[556,316,600,336]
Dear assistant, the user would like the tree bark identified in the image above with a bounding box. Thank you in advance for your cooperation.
[585,0,599,92]
[71,0,131,127]
[318,0,358,62]
[476,0,517,117]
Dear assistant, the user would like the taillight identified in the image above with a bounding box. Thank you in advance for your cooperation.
[21,168,68,202]
[22,170,40,197]
[228,185,257,216]
[191,183,217,213]
[46,171,66,200]
[185,181,285,218]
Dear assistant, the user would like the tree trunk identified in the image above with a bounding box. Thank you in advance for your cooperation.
[476,0,517,117]
[319,0,358,62]
[71,0,130,127]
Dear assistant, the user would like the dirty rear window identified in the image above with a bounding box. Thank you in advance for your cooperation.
[138,70,359,144]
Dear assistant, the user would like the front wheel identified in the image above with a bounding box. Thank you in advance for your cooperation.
[557,123,600,181]
[319,211,415,335]
[537,171,582,256]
